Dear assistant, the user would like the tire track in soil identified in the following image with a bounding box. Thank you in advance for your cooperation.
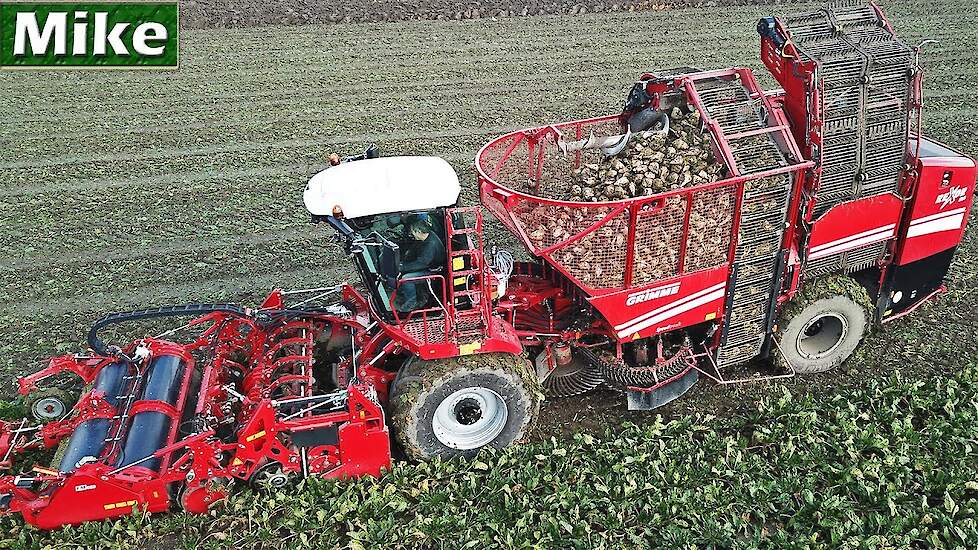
[0,144,479,198]
[7,85,976,158]
[0,11,759,105]
[0,127,504,171]
[1,3,968,115]
[1,67,636,138]
[0,227,312,272]
[0,266,351,317]
[0,152,485,266]
[4,55,973,160]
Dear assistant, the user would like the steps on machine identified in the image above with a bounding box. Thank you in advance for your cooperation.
[446,207,490,345]
[689,76,794,367]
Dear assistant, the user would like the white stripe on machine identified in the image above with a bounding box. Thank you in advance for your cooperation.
[907,210,966,238]
[909,207,966,227]
[808,224,895,260]
[808,223,895,256]
[616,282,727,338]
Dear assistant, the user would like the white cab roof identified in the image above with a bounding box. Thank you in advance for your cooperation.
[303,156,461,219]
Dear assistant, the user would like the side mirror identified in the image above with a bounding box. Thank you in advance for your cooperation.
[365,143,379,159]
[379,239,400,287]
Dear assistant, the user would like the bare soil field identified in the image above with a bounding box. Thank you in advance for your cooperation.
[0,0,976,440]
[179,0,805,28]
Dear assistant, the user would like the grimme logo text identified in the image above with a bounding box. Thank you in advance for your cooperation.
[0,2,179,69]
[626,283,680,306]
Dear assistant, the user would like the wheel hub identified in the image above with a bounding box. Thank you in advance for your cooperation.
[453,398,483,425]
[432,387,508,450]
[253,464,292,490]
[796,312,848,360]
[31,396,66,421]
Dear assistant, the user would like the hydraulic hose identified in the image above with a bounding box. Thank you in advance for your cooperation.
[87,304,253,357]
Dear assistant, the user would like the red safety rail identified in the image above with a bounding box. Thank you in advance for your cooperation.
[390,273,450,344]
[479,115,737,295]
[378,207,522,360]
[476,68,811,296]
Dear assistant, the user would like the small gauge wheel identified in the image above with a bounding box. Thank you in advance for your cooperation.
[180,483,227,514]
[27,388,72,422]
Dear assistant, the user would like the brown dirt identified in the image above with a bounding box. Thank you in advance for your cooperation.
[180,0,806,29]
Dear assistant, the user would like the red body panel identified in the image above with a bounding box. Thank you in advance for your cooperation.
[895,153,977,265]
[588,267,727,341]
[806,194,904,262]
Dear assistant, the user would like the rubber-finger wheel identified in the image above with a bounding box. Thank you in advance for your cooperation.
[389,353,541,461]
[248,462,295,492]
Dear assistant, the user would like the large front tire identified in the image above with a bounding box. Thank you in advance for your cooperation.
[389,353,541,461]
[776,276,872,374]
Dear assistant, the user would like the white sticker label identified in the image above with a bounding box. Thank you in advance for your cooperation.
[936,186,967,209]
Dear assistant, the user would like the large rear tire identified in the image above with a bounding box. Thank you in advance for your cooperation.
[776,276,872,374]
[389,353,541,461]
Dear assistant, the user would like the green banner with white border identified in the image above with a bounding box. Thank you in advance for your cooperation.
[0,1,178,68]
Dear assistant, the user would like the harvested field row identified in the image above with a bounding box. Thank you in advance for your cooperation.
[180,0,800,28]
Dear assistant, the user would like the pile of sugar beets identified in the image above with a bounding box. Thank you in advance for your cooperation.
[567,107,725,202]
[519,106,737,288]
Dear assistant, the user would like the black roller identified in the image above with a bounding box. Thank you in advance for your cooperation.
[141,355,184,405]
[113,354,186,471]
[57,362,127,472]
[93,361,128,406]
[116,412,172,471]
[58,418,112,473]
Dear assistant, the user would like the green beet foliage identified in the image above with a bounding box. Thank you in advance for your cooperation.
[3,364,976,549]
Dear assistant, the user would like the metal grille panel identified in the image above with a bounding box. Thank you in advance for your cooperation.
[632,196,686,286]
[779,1,912,222]
[684,186,737,273]
[806,240,888,276]
[552,209,629,289]
[513,202,616,252]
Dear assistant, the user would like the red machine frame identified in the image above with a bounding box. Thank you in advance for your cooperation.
[0,297,390,529]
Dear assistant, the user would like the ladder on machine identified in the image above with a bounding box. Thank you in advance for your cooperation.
[445,207,491,345]
[687,75,794,368]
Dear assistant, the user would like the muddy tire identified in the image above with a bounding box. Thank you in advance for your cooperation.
[776,276,872,374]
[388,353,542,461]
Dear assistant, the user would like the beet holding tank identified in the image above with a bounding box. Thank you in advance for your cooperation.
[58,361,128,473]
[115,354,186,471]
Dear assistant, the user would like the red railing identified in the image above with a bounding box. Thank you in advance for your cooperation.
[477,119,747,296]
[389,274,451,346]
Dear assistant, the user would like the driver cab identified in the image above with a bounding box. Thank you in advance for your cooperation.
[303,154,470,323]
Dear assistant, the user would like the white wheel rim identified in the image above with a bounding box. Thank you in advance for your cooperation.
[431,387,508,450]
[796,312,849,360]
[32,396,66,420]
